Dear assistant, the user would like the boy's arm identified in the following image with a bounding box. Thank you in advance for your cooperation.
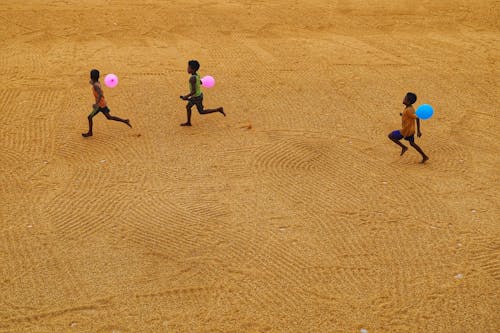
[405,109,422,136]
[417,118,422,137]
[181,76,197,100]
[93,84,103,107]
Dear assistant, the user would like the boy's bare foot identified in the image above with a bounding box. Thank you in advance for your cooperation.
[219,107,226,117]
[82,132,93,137]
[420,156,429,164]
[180,122,192,126]
[400,146,408,156]
[125,119,132,128]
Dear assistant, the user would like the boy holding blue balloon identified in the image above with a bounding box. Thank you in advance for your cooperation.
[388,92,429,163]
[179,60,225,126]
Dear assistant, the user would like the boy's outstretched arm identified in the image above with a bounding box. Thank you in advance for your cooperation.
[181,76,197,100]
[417,118,422,137]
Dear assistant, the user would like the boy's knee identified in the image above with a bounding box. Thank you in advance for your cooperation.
[410,141,416,146]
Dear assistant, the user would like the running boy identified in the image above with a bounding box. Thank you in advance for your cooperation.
[388,92,429,163]
[179,60,225,126]
[82,69,131,137]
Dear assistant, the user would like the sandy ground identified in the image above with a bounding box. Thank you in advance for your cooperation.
[0,0,499,332]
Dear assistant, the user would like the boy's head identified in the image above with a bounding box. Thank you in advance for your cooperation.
[187,60,200,74]
[90,69,100,83]
[404,92,417,106]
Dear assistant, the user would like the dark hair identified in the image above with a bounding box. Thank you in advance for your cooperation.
[406,92,417,105]
[188,60,200,72]
[90,69,100,81]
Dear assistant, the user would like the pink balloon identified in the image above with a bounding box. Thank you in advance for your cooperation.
[201,75,215,88]
[104,74,118,88]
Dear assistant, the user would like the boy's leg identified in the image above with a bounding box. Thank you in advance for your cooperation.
[409,141,429,163]
[103,109,131,128]
[388,131,408,156]
[198,106,225,116]
[181,103,193,126]
[82,108,99,137]
[194,98,225,116]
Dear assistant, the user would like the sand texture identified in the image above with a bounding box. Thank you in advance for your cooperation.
[0,0,499,332]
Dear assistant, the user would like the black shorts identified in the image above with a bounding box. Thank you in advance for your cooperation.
[186,94,204,113]
[89,106,110,117]
[391,130,414,142]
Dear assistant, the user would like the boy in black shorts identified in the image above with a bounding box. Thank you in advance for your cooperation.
[82,69,131,137]
[388,92,429,163]
[179,60,225,126]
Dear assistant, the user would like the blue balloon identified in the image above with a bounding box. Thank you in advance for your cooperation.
[416,104,434,120]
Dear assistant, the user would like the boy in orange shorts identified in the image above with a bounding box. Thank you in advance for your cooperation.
[388,92,429,163]
[82,69,131,137]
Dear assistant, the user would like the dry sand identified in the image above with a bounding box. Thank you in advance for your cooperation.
[0,0,499,332]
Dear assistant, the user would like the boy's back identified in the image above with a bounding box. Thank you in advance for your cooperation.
[401,105,417,137]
